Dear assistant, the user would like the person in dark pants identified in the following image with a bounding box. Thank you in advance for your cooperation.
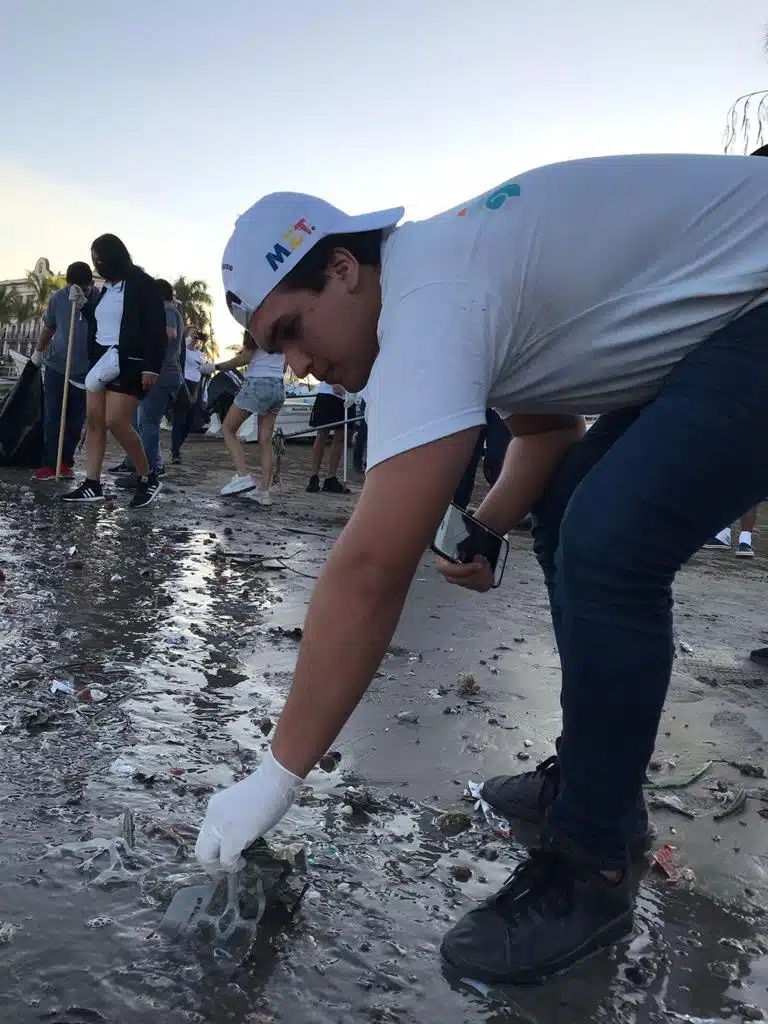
[200,153,768,985]
[353,397,367,474]
[171,330,206,462]
[453,409,511,509]
[306,383,351,493]
[31,262,96,480]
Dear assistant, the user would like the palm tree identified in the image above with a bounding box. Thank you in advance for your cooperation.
[26,268,64,316]
[0,285,15,327]
[723,26,768,153]
[173,276,213,334]
[9,292,38,327]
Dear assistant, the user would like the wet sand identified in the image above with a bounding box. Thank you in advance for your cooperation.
[0,434,766,1024]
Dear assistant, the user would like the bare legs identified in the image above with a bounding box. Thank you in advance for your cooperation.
[258,411,278,491]
[222,405,251,478]
[105,392,148,476]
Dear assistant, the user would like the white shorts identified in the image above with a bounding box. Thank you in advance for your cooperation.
[84,346,121,392]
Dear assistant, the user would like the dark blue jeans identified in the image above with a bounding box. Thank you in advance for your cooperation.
[530,303,768,867]
[42,368,86,468]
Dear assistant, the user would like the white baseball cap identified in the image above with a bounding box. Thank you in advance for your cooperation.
[222,192,404,328]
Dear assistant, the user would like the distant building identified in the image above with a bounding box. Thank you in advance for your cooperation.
[0,258,55,361]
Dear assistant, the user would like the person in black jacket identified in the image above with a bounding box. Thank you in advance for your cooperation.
[62,234,167,508]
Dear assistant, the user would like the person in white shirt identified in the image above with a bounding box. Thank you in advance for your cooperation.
[214,330,286,505]
[197,154,768,984]
[170,330,206,463]
[305,381,351,494]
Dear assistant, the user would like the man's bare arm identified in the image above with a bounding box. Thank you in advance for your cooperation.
[271,427,481,777]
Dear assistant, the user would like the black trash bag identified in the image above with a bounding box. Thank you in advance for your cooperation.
[205,369,243,424]
[0,362,43,467]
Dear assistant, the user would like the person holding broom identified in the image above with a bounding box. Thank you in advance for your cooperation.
[31,262,96,481]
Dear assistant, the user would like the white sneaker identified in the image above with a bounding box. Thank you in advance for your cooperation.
[248,487,273,506]
[220,474,256,496]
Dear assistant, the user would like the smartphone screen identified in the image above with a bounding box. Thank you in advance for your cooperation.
[432,503,509,588]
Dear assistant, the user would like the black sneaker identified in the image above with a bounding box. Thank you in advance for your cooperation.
[129,474,162,508]
[107,460,131,474]
[703,537,730,550]
[749,646,768,667]
[156,465,167,477]
[440,846,633,984]
[736,541,755,559]
[482,755,654,860]
[306,474,320,493]
[114,473,140,490]
[322,476,351,494]
[61,480,104,503]
[171,452,182,465]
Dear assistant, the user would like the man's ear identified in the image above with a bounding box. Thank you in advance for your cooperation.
[327,248,360,292]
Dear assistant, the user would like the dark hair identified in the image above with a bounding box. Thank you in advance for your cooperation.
[243,329,257,352]
[155,278,174,302]
[91,233,133,278]
[279,229,384,293]
[66,261,93,288]
[751,144,768,157]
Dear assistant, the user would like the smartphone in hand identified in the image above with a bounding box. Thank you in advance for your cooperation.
[431,503,509,588]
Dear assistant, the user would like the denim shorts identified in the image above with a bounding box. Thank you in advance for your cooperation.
[234,376,285,416]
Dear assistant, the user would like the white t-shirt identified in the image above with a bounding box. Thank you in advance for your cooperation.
[94,282,125,348]
[184,348,204,383]
[365,153,768,470]
[246,347,285,379]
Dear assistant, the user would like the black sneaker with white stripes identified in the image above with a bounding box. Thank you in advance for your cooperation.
[61,479,104,503]
[129,474,162,508]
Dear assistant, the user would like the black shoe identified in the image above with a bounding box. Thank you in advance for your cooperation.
[750,646,768,667]
[306,474,320,493]
[482,756,654,860]
[322,476,351,494]
[61,480,104,503]
[702,537,730,550]
[440,846,633,984]
[129,474,162,508]
[171,452,182,465]
[114,473,140,490]
[736,541,755,559]
[156,465,167,477]
[107,460,131,474]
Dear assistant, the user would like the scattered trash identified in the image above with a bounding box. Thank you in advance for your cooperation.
[678,640,694,655]
[727,761,766,780]
[517,752,531,761]
[68,546,78,557]
[396,711,419,725]
[648,793,697,819]
[442,706,461,715]
[77,686,107,703]
[21,708,56,732]
[268,625,303,641]
[644,761,713,790]
[456,673,480,697]
[651,844,678,880]
[664,1015,718,1024]
[85,917,115,929]
[428,687,449,699]
[707,959,739,983]
[523,739,533,748]
[342,786,376,813]
[110,574,123,584]
[110,758,137,778]
[435,811,472,836]
[713,787,748,821]
[450,864,472,883]
[50,680,75,696]
[318,751,342,773]
[0,922,16,945]
[258,717,274,736]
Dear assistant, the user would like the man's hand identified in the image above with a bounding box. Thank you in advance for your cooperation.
[195,748,302,874]
[436,553,494,592]
[68,285,87,311]
[30,349,44,368]
[141,372,158,392]
[200,361,215,376]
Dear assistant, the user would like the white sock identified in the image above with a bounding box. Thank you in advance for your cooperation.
[739,531,752,547]
[716,527,731,545]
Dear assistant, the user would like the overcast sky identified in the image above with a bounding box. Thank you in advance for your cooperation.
[1,1,766,350]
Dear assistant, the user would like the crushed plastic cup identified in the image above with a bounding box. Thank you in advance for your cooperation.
[50,680,75,696]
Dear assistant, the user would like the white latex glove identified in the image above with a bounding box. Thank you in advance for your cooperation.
[343,394,356,409]
[68,284,87,311]
[30,349,44,368]
[200,361,215,376]
[195,747,302,875]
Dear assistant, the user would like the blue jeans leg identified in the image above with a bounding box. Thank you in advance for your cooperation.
[138,383,175,473]
[546,304,768,867]
[42,370,87,467]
